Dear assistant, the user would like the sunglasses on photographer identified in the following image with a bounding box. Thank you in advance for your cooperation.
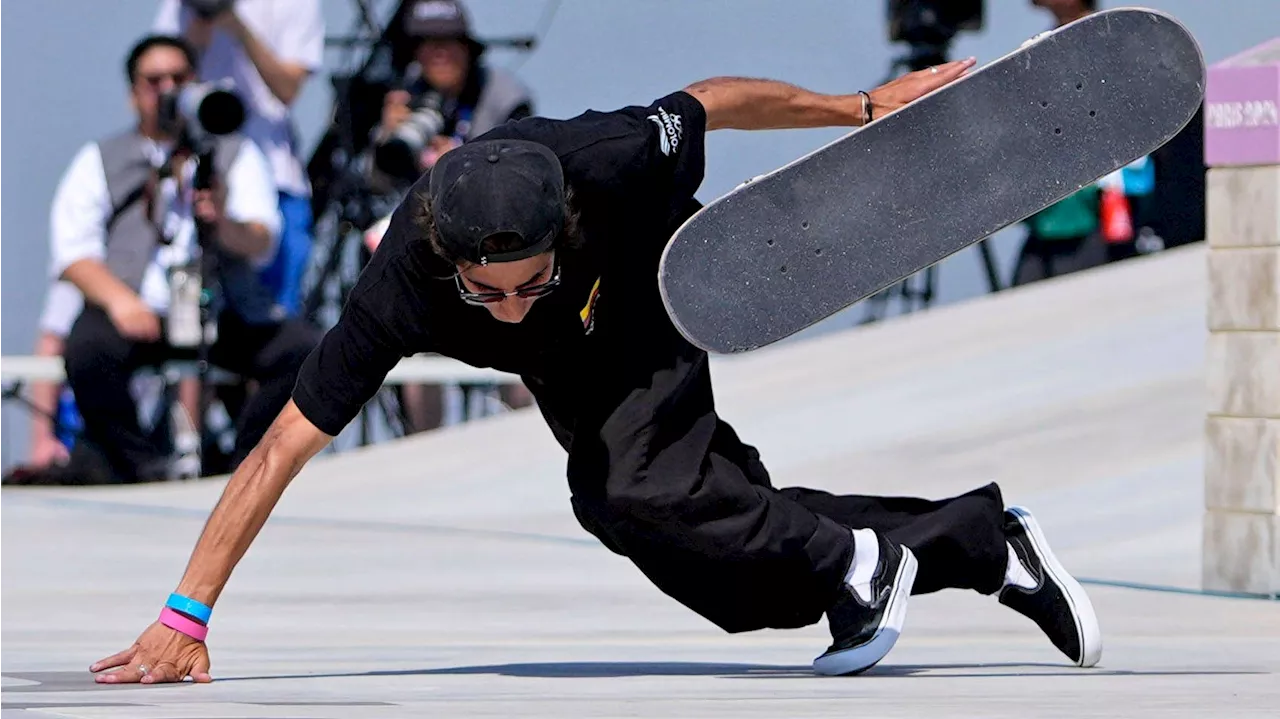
[454,256,562,306]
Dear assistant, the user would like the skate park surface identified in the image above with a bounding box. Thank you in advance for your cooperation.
[4,243,1278,718]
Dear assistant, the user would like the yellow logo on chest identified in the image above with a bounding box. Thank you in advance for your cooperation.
[580,277,601,334]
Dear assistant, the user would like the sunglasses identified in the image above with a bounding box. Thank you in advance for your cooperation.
[454,257,562,306]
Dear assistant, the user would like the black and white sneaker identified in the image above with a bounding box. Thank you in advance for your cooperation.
[813,532,918,676]
[999,506,1102,667]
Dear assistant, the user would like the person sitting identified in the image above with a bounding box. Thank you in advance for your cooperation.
[50,34,319,483]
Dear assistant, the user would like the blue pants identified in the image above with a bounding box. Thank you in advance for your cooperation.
[258,191,314,317]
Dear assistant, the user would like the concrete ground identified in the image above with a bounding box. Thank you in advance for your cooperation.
[4,244,1279,717]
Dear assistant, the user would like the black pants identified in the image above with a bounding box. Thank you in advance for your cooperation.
[63,305,319,482]
[569,411,1009,635]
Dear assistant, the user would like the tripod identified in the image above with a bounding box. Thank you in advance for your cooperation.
[190,146,225,477]
[148,142,226,479]
[857,42,1005,325]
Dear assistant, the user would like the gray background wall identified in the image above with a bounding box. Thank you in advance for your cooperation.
[3,1,1276,461]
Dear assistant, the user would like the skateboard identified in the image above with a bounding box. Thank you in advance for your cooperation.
[657,7,1206,354]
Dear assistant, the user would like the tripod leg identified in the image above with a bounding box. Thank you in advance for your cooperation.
[921,265,937,311]
[860,284,893,325]
[359,395,372,446]
[977,238,1004,293]
[375,388,408,439]
[196,371,208,478]
[303,220,354,321]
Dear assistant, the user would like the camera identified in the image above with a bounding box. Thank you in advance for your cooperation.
[158,80,246,149]
[155,80,246,350]
[887,0,983,70]
[373,93,446,180]
[887,0,983,47]
[886,0,983,73]
[181,0,236,19]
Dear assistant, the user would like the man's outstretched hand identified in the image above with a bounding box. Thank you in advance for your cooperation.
[870,58,977,119]
[90,621,211,685]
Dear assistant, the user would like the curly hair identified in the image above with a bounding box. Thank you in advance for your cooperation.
[414,186,585,268]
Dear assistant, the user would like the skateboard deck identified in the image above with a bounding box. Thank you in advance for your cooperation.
[657,7,1206,354]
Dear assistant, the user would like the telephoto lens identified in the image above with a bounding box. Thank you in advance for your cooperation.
[374,98,447,180]
[158,81,246,147]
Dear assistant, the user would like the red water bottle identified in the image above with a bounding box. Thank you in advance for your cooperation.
[1100,185,1133,244]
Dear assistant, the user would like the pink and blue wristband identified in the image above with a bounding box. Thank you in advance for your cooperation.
[166,593,212,624]
[159,607,209,642]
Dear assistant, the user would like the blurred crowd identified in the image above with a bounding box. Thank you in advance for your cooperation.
[3,0,1206,486]
[5,0,537,486]
[1014,0,1206,284]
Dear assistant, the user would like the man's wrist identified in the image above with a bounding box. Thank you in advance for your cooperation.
[102,288,139,316]
[217,215,245,238]
[219,10,249,42]
[866,89,893,123]
[166,592,214,623]
[794,91,868,128]
[828,93,872,127]
[174,581,220,608]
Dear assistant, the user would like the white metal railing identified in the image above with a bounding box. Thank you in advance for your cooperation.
[0,354,522,386]
[0,353,522,472]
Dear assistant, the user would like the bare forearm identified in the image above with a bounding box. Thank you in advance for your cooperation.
[29,333,64,439]
[62,259,141,311]
[30,381,61,437]
[684,77,865,131]
[184,18,215,51]
[175,403,330,605]
[173,450,285,605]
[685,60,975,134]
[217,219,272,260]
[225,14,307,105]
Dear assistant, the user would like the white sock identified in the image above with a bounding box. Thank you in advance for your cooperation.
[844,528,880,603]
[1004,542,1038,590]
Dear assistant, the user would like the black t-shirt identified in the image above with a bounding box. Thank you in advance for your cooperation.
[292,90,712,456]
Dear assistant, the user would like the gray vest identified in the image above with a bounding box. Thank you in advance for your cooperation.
[468,67,534,139]
[96,130,276,325]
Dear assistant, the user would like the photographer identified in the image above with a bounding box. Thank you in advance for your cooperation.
[154,0,325,319]
[50,35,318,484]
[370,0,534,189]
[369,0,536,432]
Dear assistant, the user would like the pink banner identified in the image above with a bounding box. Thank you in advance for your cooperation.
[1204,38,1280,167]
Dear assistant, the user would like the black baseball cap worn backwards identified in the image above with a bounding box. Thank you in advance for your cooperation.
[428,138,566,265]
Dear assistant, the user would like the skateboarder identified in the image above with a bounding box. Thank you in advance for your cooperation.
[91,58,1102,684]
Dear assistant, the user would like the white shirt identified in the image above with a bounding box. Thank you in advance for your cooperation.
[38,281,85,338]
[48,136,282,319]
[153,0,325,197]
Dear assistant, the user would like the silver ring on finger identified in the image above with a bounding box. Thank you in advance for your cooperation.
[137,664,149,676]
[931,66,939,74]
